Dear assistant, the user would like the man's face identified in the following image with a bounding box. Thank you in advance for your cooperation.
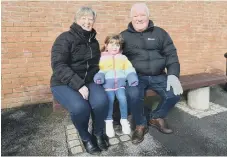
[131,7,149,32]
[76,14,94,31]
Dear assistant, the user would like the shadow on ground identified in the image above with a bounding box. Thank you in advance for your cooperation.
[145,85,227,156]
[1,103,69,156]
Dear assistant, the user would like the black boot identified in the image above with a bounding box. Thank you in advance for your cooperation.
[82,139,101,155]
[94,134,109,151]
[131,125,148,144]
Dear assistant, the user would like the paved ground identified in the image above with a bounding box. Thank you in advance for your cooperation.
[152,84,227,156]
[1,104,69,156]
[65,120,173,156]
[1,85,227,156]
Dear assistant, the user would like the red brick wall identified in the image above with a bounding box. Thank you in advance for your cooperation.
[2,1,227,109]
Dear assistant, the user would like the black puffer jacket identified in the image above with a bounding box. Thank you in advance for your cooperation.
[121,20,180,77]
[50,23,100,90]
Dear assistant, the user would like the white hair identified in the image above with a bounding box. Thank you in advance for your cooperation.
[74,6,97,22]
[130,3,150,17]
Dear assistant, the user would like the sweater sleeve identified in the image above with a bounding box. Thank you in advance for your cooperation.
[93,56,106,83]
[51,33,84,90]
[124,56,138,86]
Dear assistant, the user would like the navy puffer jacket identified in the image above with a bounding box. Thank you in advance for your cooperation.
[50,23,100,90]
[121,20,180,77]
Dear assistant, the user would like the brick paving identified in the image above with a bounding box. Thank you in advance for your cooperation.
[65,123,131,155]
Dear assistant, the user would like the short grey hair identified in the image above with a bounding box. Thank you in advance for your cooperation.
[130,3,150,17]
[74,6,97,22]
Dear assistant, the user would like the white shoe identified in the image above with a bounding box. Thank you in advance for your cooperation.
[120,119,131,135]
[105,120,115,138]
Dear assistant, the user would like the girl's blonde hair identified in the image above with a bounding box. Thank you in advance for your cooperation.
[101,34,124,52]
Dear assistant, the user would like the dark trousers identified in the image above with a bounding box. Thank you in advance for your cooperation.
[124,74,180,126]
[51,83,108,141]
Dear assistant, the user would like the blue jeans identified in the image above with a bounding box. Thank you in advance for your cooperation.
[51,83,108,141]
[106,88,128,120]
[125,74,180,126]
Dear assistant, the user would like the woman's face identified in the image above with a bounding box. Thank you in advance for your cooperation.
[77,14,95,31]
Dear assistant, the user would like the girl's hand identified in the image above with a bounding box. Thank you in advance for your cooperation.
[96,79,102,84]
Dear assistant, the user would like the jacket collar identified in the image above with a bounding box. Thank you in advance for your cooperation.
[69,22,96,41]
[127,20,154,33]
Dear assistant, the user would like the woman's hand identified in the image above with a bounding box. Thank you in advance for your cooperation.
[79,86,89,100]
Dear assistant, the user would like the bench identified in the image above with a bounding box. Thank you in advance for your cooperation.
[53,72,227,111]
[146,72,227,110]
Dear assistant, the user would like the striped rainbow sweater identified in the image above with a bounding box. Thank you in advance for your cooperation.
[94,52,138,90]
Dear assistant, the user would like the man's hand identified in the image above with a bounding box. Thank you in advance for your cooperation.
[166,75,183,95]
[78,85,89,100]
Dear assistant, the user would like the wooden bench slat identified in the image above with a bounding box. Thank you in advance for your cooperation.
[146,72,227,96]
[181,75,227,90]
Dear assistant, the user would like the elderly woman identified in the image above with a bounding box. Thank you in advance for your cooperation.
[50,7,109,154]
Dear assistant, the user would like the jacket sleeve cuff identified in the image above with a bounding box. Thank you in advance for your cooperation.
[127,72,139,86]
[94,72,105,84]
[167,63,180,78]
[68,74,85,90]
[68,81,84,91]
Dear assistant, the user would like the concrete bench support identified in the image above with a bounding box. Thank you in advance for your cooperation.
[187,87,210,110]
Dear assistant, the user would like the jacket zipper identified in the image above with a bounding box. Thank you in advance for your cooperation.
[113,55,117,89]
[84,62,88,81]
[88,33,94,43]
[84,34,94,81]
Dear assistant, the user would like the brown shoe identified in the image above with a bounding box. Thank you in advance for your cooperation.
[131,125,148,145]
[149,118,173,134]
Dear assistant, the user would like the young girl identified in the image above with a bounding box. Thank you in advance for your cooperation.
[94,34,138,137]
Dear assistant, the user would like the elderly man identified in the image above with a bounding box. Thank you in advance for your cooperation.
[121,3,183,144]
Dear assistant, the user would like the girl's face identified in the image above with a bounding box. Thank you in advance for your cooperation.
[106,40,120,55]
